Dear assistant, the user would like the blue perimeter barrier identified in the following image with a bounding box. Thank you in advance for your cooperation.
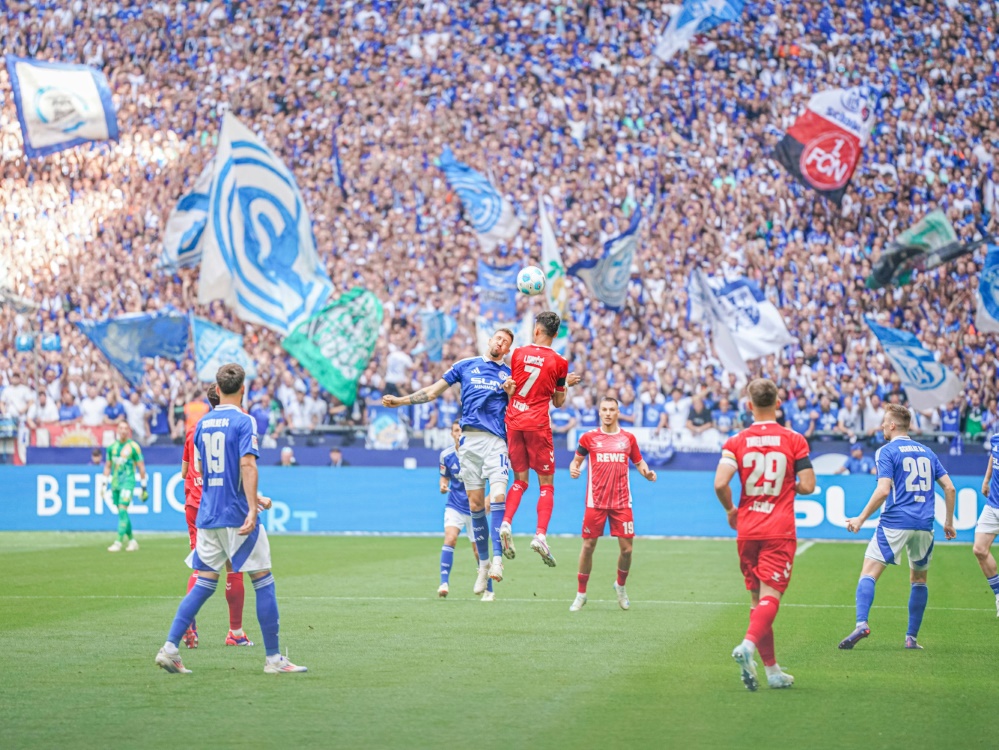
[0,466,987,542]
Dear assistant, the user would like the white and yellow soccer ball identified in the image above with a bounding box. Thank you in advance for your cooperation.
[517,265,546,296]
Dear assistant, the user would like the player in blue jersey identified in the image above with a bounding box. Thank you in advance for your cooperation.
[839,404,956,650]
[384,329,513,595]
[974,434,999,616]
[155,364,307,675]
[439,422,495,601]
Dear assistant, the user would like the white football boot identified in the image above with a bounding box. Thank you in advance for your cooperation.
[473,562,491,595]
[107,540,122,552]
[530,534,557,567]
[126,539,139,552]
[569,593,587,612]
[264,655,308,673]
[437,582,449,598]
[731,642,759,691]
[613,582,630,610]
[155,647,191,674]
[499,522,516,559]
[481,590,496,602]
[488,556,504,582]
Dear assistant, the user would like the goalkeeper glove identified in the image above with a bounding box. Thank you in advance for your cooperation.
[138,476,149,503]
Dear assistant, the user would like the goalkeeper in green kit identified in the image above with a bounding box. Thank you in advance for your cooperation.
[104,421,148,552]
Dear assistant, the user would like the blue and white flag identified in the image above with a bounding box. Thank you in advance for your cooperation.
[865,317,963,411]
[76,310,189,387]
[412,310,457,363]
[160,160,213,271]
[687,269,795,372]
[653,0,745,61]
[191,316,257,382]
[975,245,999,334]
[539,195,570,355]
[568,207,642,311]
[5,55,119,158]
[477,260,520,322]
[198,114,333,334]
[438,146,521,253]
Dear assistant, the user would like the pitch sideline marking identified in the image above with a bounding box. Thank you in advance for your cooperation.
[0,594,992,612]
[795,541,815,557]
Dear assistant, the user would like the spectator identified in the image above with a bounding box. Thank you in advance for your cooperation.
[328,447,349,467]
[712,398,739,438]
[285,391,314,434]
[278,446,297,467]
[26,391,59,428]
[79,384,108,427]
[90,448,103,465]
[58,390,81,423]
[384,343,414,398]
[686,395,715,436]
[1,373,33,422]
[123,391,150,445]
[104,389,126,424]
[836,445,877,476]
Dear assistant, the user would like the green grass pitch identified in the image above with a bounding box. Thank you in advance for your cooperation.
[1,532,997,749]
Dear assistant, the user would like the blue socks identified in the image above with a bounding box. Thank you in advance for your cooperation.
[440,545,454,585]
[490,502,505,558]
[253,573,280,657]
[907,582,928,638]
[987,574,999,595]
[167,576,217,646]
[855,575,876,626]
[470,510,490,564]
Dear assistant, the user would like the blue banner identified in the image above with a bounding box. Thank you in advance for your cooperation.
[15,334,33,351]
[191,316,257,382]
[568,207,641,311]
[412,310,457,362]
[0,466,985,542]
[40,333,61,352]
[76,310,190,387]
[654,0,745,60]
[5,55,119,158]
[438,145,521,252]
[477,260,519,322]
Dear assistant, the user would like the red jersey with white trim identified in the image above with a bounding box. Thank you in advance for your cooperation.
[182,425,203,509]
[575,428,643,510]
[505,344,569,431]
[721,421,810,540]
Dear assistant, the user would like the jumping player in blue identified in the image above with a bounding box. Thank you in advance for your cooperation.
[439,421,495,601]
[155,363,307,675]
[839,404,956,651]
[384,328,513,596]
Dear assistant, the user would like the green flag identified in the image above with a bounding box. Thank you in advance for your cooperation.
[866,210,978,289]
[281,288,383,407]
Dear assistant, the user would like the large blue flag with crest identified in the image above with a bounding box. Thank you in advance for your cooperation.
[865,317,963,411]
[191,316,257,382]
[160,160,213,271]
[438,146,521,253]
[412,310,457,363]
[568,207,642,311]
[198,114,333,334]
[76,310,189,387]
[654,0,745,61]
[975,245,999,334]
[5,55,119,158]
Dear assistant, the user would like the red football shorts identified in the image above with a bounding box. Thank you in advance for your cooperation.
[737,538,796,593]
[582,506,635,538]
[506,427,555,474]
[185,505,198,550]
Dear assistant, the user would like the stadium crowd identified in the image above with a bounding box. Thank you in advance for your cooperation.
[1,0,998,448]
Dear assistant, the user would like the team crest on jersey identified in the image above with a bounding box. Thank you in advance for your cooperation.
[251,435,258,451]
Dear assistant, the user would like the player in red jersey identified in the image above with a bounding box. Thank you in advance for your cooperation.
[567,397,656,612]
[180,384,268,649]
[499,311,581,568]
[713,378,815,691]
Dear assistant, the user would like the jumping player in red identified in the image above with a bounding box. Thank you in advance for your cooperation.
[713,378,815,691]
[567,397,656,612]
[499,311,580,568]
[180,384,263,648]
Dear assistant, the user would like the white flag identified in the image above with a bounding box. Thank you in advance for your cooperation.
[538,195,569,354]
[198,114,333,334]
[687,269,748,374]
[160,160,214,270]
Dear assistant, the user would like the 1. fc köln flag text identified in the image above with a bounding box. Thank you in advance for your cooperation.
[775,86,875,205]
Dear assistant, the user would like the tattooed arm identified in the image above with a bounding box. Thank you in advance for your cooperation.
[381,379,450,408]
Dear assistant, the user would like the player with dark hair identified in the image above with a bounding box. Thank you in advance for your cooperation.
[156,364,306,674]
[499,311,580,567]
[713,378,815,691]
[567,397,656,611]
[839,403,956,650]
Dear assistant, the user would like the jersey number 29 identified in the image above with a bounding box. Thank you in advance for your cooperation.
[743,451,788,497]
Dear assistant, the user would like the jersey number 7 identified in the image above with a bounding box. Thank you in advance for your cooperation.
[517,364,541,397]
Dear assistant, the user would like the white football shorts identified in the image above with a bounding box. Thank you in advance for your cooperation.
[864,525,934,571]
[443,507,475,544]
[975,505,999,535]
[458,430,509,493]
[187,524,272,574]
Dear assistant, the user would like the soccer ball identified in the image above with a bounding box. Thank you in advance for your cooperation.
[517,266,546,296]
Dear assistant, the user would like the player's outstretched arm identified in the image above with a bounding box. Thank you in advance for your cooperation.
[713,460,739,530]
[382,378,449,408]
[938,474,957,539]
[238,454,259,536]
[983,457,992,497]
[635,459,657,482]
[846,478,891,533]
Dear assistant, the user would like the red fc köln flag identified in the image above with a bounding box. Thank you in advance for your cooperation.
[775,86,876,205]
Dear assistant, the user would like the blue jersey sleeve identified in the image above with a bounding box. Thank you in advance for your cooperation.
[932,452,948,480]
[442,360,464,387]
[876,446,893,479]
[239,414,260,458]
[439,450,449,479]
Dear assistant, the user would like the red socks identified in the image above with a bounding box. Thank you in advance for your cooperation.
[616,569,629,586]
[536,485,554,536]
[226,572,245,631]
[503,480,529,525]
[745,596,780,647]
[578,573,589,594]
[756,625,776,667]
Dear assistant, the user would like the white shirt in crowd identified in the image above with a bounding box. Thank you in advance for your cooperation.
[27,396,59,425]
[123,400,149,442]
[79,395,108,426]
[385,349,414,387]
